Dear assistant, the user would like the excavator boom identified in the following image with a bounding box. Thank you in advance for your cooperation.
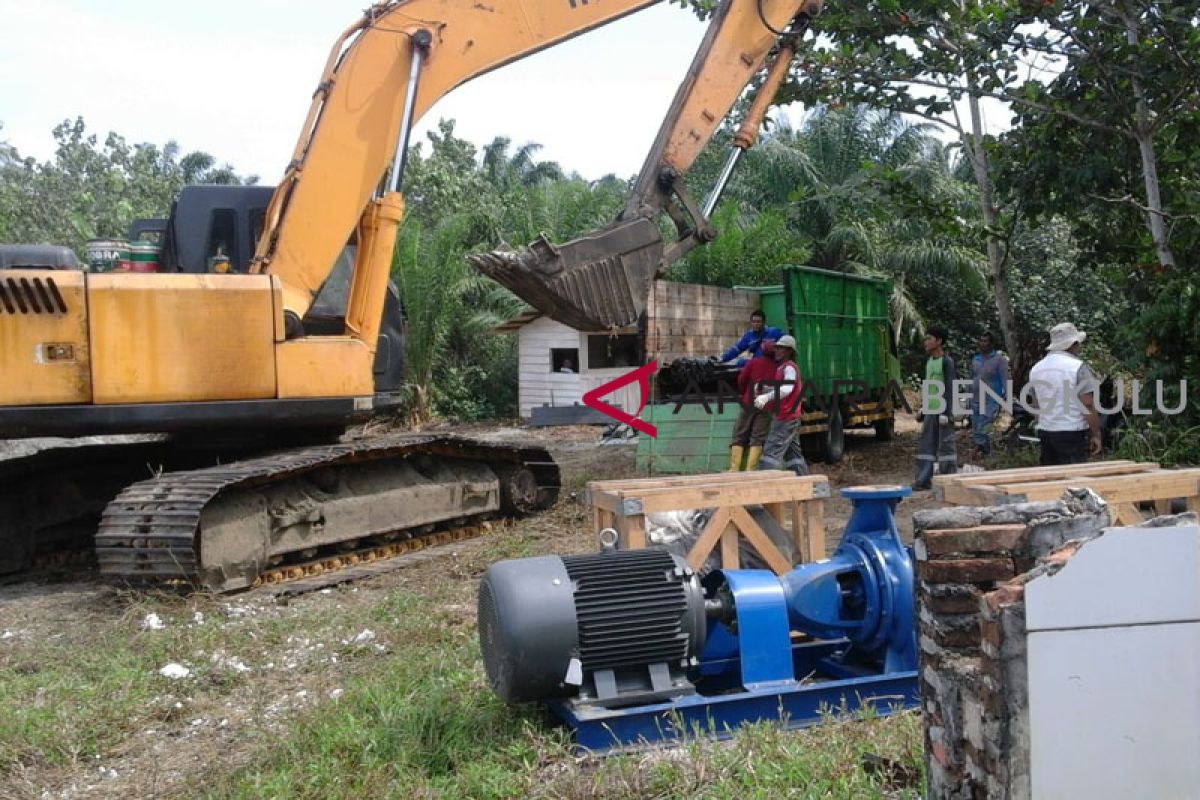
[255,0,666,322]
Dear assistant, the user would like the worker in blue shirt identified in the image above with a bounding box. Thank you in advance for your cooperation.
[716,310,785,365]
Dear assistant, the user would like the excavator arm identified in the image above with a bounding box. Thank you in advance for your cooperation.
[253,0,821,338]
[471,0,823,330]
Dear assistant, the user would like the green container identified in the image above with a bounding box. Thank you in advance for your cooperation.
[635,403,740,475]
[779,266,899,398]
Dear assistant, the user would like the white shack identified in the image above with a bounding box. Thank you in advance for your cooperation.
[495,281,760,420]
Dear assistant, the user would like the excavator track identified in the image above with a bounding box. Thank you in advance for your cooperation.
[95,434,558,593]
[255,522,488,598]
[0,439,176,576]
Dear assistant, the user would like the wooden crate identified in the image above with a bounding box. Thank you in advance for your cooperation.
[587,471,830,575]
[933,460,1200,526]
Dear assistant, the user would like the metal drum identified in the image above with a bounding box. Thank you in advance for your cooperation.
[85,239,130,273]
[129,240,161,273]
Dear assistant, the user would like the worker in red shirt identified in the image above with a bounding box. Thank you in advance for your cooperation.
[754,335,808,475]
[728,339,778,470]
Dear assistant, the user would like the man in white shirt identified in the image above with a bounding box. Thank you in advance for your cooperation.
[1028,322,1103,465]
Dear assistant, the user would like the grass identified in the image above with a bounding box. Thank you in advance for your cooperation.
[203,581,922,800]
[0,584,404,780]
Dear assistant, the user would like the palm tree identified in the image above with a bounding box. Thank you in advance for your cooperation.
[783,106,987,345]
[480,138,564,191]
[394,212,526,422]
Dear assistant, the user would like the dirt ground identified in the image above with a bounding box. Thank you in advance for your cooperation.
[0,418,940,799]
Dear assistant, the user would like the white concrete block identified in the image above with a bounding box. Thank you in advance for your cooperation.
[1025,524,1200,631]
[1028,622,1200,800]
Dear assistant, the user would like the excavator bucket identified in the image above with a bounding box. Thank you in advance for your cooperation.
[468,217,664,331]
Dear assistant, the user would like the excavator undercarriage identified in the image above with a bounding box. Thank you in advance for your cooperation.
[1,434,557,593]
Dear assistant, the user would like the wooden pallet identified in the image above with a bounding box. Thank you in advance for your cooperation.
[587,471,830,574]
[933,460,1200,526]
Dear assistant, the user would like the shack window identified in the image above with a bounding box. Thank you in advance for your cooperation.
[551,348,578,373]
[587,334,639,369]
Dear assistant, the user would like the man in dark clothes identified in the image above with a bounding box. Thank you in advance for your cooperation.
[914,326,958,490]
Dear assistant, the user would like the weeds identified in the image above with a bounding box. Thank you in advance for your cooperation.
[1112,418,1200,467]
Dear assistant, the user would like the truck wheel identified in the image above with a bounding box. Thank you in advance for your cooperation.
[873,417,895,441]
[820,404,845,463]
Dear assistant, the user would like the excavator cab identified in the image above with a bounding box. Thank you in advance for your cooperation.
[153,185,273,274]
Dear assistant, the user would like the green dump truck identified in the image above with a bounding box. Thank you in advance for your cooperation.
[636,266,902,474]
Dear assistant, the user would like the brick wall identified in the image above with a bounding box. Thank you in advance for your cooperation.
[913,489,1110,799]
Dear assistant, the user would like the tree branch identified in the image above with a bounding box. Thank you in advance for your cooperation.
[883,75,1129,136]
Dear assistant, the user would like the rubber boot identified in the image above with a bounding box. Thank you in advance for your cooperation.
[728,445,746,471]
[744,446,763,471]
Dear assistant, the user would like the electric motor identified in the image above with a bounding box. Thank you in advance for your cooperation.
[478,548,707,704]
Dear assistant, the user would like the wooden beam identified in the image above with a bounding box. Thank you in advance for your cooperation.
[806,499,826,561]
[721,526,740,570]
[729,505,793,575]
[932,461,1154,489]
[937,482,1010,507]
[588,474,823,513]
[793,500,806,564]
[1113,503,1144,526]
[589,470,793,492]
[638,482,825,513]
[997,471,1200,504]
[621,512,646,549]
[617,474,822,498]
[687,507,733,572]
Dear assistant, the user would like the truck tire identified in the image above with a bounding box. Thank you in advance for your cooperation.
[819,404,845,463]
[873,416,895,441]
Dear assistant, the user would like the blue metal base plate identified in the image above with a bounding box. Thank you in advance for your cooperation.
[546,641,919,754]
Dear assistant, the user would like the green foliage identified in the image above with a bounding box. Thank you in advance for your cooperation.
[1113,418,1200,468]
[991,2,1199,395]
[395,121,625,423]
[669,202,808,287]
[0,117,253,254]
[779,107,988,347]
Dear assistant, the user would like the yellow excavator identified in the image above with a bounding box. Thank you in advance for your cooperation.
[0,0,822,591]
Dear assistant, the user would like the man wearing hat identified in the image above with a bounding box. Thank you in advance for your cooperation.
[1028,322,1103,465]
[753,334,809,476]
